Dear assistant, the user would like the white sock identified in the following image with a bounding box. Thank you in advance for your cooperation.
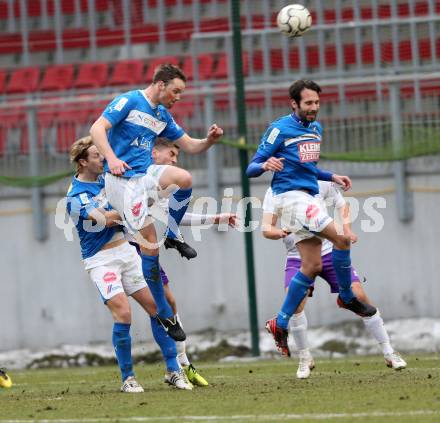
[175,314,191,367]
[362,310,394,355]
[290,310,309,353]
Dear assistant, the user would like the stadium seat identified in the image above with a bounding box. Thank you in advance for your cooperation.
[131,24,160,44]
[40,64,74,91]
[62,28,90,49]
[96,28,124,47]
[200,17,230,32]
[108,60,145,86]
[0,69,7,94]
[362,42,375,64]
[182,54,215,80]
[5,67,40,94]
[74,62,108,89]
[399,40,413,61]
[145,56,180,81]
[165,21,194,42]
[343,44,357,65]
[29,30,56,52]
[0,33,22,54]
[213,52,249,79]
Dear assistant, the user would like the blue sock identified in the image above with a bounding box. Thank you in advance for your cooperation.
[167,187,192,239]
[277,271,314,329]
[141,254,173,319]
[112,322,134,382]
[150,316,180,372]
[332,248,355,303]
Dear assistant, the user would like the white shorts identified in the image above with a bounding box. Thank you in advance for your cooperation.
[84,242,147,303]
[104,165,169,233]
[273,190,332,243]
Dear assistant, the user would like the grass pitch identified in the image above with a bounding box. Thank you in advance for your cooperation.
[1,354,439,423]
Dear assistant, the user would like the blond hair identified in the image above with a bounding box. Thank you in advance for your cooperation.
[70,136,94,172]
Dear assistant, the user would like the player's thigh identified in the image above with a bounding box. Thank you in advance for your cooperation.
[88,263,126,305]
[131,287,157,316]
[319,221,351,249]
[296,237,323,265]
[137,221,159,255]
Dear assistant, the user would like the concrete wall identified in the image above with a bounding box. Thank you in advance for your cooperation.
[0,171,439,351]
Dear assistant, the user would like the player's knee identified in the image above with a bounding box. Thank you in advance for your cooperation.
[302,261,322,277]
[178,170,192,189]
[334,235,351,250]
[114,307,131,323]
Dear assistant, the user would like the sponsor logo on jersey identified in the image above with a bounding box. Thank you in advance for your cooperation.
[266,127,280,145]
[126,110,167,134]
[131,202,142,217]
[298,142,320,162]
[108,97,128,113]
[103,272,117,283]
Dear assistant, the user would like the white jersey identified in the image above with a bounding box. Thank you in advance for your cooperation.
[262,181,346,259]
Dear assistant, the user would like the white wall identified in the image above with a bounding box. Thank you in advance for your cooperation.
[0,172,438,350]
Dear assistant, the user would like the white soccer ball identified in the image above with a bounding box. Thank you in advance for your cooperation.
[277,4,312,37]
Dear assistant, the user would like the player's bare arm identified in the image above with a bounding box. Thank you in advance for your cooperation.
[90,116,131,176]
[175,123,223,154]
[87,208,122,228]
[261,212,290,240]
[332,174,352,191]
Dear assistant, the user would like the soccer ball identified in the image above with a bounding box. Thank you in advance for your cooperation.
[276,4,312,37]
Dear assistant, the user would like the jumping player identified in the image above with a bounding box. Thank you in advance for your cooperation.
[262,181,407,378]
[66,136,192,391]
[146,138,237,386]
[246,79,376,357]
[90,64,223,340]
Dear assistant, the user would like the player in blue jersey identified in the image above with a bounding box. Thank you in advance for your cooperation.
[66,136,192,391]
[90,64,223,340]
[262,182,407,378]
[247,80,376,357]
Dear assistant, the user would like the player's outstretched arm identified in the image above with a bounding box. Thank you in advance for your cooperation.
[261,212,290,240]
[332,174,352,191]
[180,212,237,227]
[88,208,122,228]
[175,124,223,154]
[90,116,131,175]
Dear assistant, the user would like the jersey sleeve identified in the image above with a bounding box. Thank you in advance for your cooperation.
[262,188,276,214]
[160,114,185,141]
[68,192,100,220]
[102,93,135,126]
[255,124,284,160]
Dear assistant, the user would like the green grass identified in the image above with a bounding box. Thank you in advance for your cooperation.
[1,354,440,422]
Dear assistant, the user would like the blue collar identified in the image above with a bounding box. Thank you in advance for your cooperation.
[291,113,311,128]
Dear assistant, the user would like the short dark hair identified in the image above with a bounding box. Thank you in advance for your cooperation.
[289,80,322,104]
[152,63,186,84]
[154,137,180,150]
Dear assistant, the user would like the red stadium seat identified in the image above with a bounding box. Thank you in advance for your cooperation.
[145,56,180,81]
[74,62,108,89]
[6,67,40,94]
[306,46,319,68]
[131,24,160,44]
[108,60,145,86]
[62,28,90,49]
[200,17,229,32]
[343,44,356,65]
[0,69,7,94]
[212,53,249,79]
[97,28,124,47]
[165,21,194,42]
[40,64,74,91]
[182,54,215,80]
[399,40,413,61]
[0,33,22,54]
[362,42,375,64]
[418,38,431,59]
[29,30,56,52]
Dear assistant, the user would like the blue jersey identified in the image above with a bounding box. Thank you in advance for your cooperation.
[102,90,185,177]
[66,175,117,259]
[249,113,326,195]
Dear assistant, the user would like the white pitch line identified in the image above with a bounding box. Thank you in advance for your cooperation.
[1,409,440,422]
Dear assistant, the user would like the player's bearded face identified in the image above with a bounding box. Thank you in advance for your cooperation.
[293,88,320,122]
[159,78,186,109]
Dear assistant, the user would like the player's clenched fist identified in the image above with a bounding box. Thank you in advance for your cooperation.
[206,124,223,144]
[262,157,285,172]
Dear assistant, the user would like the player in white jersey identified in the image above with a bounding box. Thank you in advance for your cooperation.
[142,137,237,386]
[67,136,192,391]
[262,181,407,378]
[90,64,223,340]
